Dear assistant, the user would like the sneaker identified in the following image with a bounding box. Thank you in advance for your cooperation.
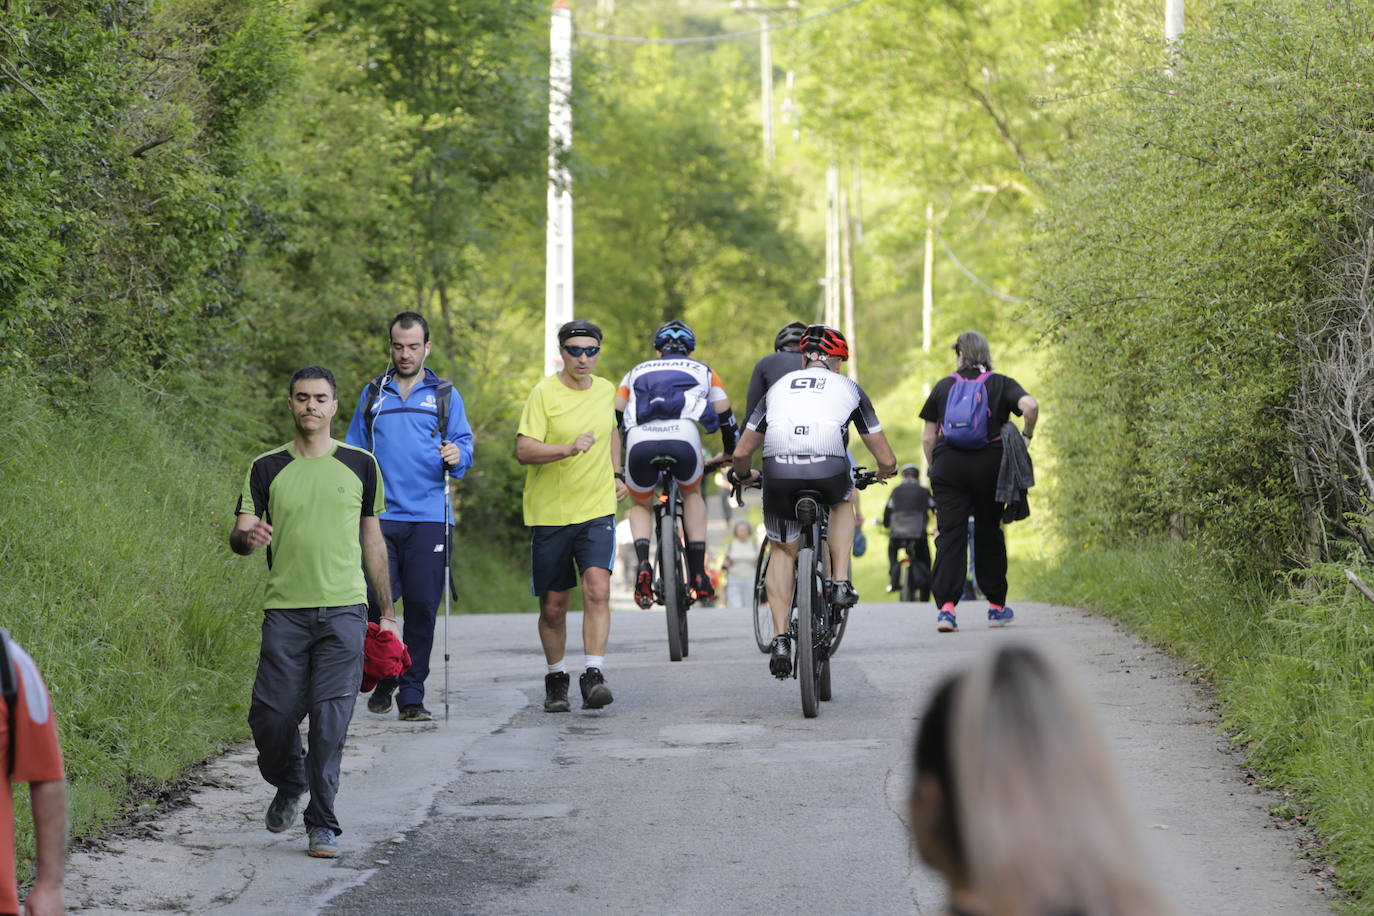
[307,826,340,859]
[831,580,859,609]
[544,671,571,713]
[367,679,395,714]
[634,561,654,609]
[579,667,614,709]
[397,704,433,721]
[264,789,303,833]
[690,572,715,602]
[769,635,792,679]
[936,609,959,633]
[987,605,1015,627]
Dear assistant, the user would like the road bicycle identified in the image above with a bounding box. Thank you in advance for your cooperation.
[751,537,771,653]
[647,455,692,661]
[891,539,931,603]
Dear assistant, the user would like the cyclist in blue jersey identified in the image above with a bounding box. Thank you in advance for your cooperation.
[616,320,738,606]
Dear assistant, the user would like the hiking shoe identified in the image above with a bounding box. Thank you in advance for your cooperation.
[367,679,395,714]
[691,572,715,602]
[831,580,859,609]
[987,605,1015,628]
[265,789,303,834]
[769,635,792,679]
[579,667,614,709]
[936,609,959,633]
[544,671,571,712]
[634,561,654,609]
[398,704,433,721]
[307,826,340,859]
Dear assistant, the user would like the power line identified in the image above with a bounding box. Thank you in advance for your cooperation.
[938,236,1025,304]
[574,0,869,45]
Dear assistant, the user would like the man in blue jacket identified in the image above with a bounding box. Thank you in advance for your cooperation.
[346,311,475,721]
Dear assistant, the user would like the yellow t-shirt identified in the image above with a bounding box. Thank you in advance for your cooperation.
[518,373,618,526]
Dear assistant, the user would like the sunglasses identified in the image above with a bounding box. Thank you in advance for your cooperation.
[563,345,601,357]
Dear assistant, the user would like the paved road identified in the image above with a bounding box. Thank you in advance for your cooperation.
[66,602,1336,914]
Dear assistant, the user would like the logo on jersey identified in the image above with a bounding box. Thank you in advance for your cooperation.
[422,394,437,409]
[790,377,826,390]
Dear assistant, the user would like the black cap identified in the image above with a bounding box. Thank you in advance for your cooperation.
[558,320,603,344]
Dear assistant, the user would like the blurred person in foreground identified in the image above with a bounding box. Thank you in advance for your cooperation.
[910,644,1174,916]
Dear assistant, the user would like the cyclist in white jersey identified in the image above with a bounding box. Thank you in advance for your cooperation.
[730,325,897,678]
[616,320,738,606]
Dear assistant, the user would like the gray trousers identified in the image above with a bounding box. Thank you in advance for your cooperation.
[249,605,365,835]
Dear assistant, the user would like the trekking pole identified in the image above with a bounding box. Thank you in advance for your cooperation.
[442,461,453,723]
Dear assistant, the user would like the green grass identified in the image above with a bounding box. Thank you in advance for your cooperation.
[1027,541,1374,914]
[0,374,263,862]
[454,535,537,614]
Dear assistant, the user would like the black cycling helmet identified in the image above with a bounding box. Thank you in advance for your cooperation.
[901,463,919,478]
[654,319,695,354]
[774,320,807,352]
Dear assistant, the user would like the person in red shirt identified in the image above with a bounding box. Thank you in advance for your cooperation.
[0,632,66,916]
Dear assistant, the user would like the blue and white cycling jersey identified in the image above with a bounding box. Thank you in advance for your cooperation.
[617,357,727,432]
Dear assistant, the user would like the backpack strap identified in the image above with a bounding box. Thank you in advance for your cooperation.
[360,372,393,451]
[0,629,16,777]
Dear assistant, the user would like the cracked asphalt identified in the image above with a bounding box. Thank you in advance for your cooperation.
[64,600,1337,914]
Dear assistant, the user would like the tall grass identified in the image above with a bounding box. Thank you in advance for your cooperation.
[1030,541,1374,912]
[0,375,263,851]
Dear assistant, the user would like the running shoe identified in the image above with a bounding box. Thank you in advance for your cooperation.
[936,608,959,633]
[634,561,654,609]
[579,667,614,709]
[690,572,715,602]
[987,605,1015,628]
[366,679,395,714]
[398,704,433,721]
[307,826,340,859]
[265,789,302,834]
[769,635,792,679]
[544,671,571,713]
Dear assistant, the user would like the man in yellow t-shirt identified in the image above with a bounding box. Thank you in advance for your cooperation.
[516,320,628,713]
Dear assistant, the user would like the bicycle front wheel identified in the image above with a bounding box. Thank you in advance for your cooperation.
[901,561,916,602]
[662,514,685,662]
[796,544,820,718]
[752,539,772,653]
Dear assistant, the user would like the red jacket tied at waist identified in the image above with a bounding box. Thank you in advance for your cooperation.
[361,622,411,692]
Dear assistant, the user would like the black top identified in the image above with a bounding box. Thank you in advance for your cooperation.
[745,351,805,421]
[919,368,1029,456]
[883,479,931,538]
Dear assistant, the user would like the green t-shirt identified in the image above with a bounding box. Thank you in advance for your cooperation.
[517,374,617,527]
[236,440,385,609]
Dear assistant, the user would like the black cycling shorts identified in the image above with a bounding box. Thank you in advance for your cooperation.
[760,455,852,544]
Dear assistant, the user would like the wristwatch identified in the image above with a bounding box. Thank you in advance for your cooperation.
[614,472,626,481]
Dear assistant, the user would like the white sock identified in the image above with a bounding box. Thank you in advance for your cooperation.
[584,655,605,672]
[547,659,566,675]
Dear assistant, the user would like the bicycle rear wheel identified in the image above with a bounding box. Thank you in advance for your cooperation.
[796,544,820,718]
[662,512,685,662]
[900,561,916,602]
[752,539,772,653]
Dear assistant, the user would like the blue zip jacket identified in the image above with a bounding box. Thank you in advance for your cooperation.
[344,368,474,524]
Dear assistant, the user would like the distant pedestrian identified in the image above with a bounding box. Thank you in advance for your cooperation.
[920,331,1037,632]
[231,366,398,860]
[721,521,757,609]
[0,631,66,916]
[515,321,628,713]
[910,644,1174,916]
[882,463,931,599]
[345,311,474,723]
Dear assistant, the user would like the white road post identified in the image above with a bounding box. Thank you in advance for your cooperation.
[825,161,840,328]
[545,0,575,376]
[922,202,934,354]
[1165,0,1184,42]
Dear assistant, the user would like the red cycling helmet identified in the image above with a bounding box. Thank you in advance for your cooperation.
[800,324,849,361]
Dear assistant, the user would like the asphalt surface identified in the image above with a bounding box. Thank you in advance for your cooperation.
[64,597,1337,915]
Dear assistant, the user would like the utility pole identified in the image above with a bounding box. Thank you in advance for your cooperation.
[544,0,574,376]
[922,203,934,354]
[839,186,858,381]
[824,162,840,328]
[732,2,797,163]
[1165,0,1183,41]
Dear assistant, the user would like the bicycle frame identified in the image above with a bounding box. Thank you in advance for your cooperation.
[649,458,691,661]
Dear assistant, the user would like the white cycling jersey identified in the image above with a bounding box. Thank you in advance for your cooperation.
[746,366,881,459]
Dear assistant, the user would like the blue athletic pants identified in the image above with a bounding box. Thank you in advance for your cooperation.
[366,520,448,708]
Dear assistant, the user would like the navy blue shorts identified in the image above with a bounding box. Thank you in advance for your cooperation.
[529,514,617,596]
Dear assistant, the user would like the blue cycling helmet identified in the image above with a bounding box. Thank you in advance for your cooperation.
[654,319,696,354]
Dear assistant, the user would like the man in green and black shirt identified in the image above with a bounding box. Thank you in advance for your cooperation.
[230,365,397,860]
